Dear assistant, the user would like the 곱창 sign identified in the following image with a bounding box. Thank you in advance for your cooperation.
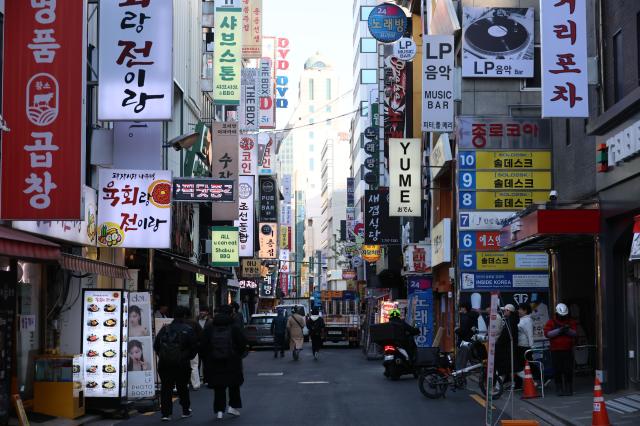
[368,3,407,43]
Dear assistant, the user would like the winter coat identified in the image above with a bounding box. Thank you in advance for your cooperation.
[495,314,519,374]
[286,313,306,350]
[153,319,198,372]
[200,313,248,387]
[544,317,577,351]
[270,314,287,337]
[517,315,534,348]
[306,315,325,340]
[456,311,479,344]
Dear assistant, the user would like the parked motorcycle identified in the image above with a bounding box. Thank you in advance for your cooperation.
[382,343,417,380]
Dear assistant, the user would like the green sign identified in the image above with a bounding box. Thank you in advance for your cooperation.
[210,226,240,267]
[184,122,210,177]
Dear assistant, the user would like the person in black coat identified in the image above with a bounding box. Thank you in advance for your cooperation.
[306,308,325,360]
[270,308,287,358]
[200,305,248,419]
[495,304,519,383]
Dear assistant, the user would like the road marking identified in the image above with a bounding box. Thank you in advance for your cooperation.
[298,381,330,384]
[470,393,495,409]
[605,400,637,413]
[143,412,155,416]
[257,372,284,376]
[614,397,640,410]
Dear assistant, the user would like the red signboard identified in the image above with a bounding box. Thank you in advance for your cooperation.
[1,1,85,219]
[475,231,501,251]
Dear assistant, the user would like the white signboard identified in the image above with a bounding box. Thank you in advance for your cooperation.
[281,175,292,200]
[462,7,534,78]
[237,175,255,257]
[239,133,258,175]
[127,292,156,399]
[98,0,173,120]
[98,169,172,248]
[423,35,455,132]
[114,122,163,170]
[431,218,451,266]
[389,138,421,217]
[13,186,98,246]
[279,203,292,226]
[430,133,453,180]
[541,0,588,117]
[458,211,517,231]
[239,68,259,131]
[393,37,417,61]
[258,132,274,174]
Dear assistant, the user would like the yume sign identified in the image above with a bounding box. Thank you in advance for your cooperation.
[214,0,242,105]
[389,138,421,217]
[98,169,172,248]
[210,226,240,267]
[362,245,382,263]
[2,0,85,220]
[98,0,173,120]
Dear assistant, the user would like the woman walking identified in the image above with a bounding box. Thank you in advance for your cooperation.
[306,308,325,360]
[286,307,306,360]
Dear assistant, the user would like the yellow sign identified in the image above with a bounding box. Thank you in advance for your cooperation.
[210,226,239,267]
[473,171,552,190]
[214,4,242,104]
[241,259,261,278]
[473,151,551,170]
[279,226,289,249]
[362,245,382,263]
[463,252,549,271]
[463,191,549,210]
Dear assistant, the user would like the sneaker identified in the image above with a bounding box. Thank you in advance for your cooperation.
[181,409,193,418]
[227,407,240,416]
[161,416,171,421]
[313,352,318,360]
[216,412,224,420]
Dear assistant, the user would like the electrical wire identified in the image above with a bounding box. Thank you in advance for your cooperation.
[271,106,362,134]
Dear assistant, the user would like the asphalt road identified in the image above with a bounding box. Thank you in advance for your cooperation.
[116,343,489,425]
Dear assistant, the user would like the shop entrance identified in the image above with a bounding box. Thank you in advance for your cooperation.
[626,263,640,390]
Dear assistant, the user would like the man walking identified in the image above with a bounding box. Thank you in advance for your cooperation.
[270,308,287,358]
[153,306,198,421]
[306,308,325,360]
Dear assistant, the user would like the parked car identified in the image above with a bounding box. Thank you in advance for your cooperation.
[245,313,277,348]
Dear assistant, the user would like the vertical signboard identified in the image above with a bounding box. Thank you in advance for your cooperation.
[237,175,255,257]
[210,227,240,267]
[258,222,277,259]
[98,0,173,120]
[239,134,258,175]
[2,0,85,220]
[127,292,155,399]
[383,55,407,171]
[275,38,290,110]
[241,0,262,58]
[431,218,452,267]
[258,132,274,174]
[364,189,401,245]
[239,68,259,131]
[389,138,421,217]
[258,176,277,222]
[422,35,455,132]
[214,0,242,105]
[259,37,276,129]
[211,122,239,221]
[541,0,588,117]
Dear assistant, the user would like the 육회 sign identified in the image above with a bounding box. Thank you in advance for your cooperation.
[368,3,407,43]
[210,226,240,267]
[214,0,242,105]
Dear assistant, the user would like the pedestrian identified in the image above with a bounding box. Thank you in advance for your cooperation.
[306,308,325,360]
[286,306,306,360]
[270,308,287,358]
[231,302,244,329]
[198,306,213,383]
[544,303,577,396]
[454,302,479,369]
[183,314,203,391]
[200,305,248,420]
[515,302,534,389]
[154,304,169,319]
[495,304,519,385]
[153,306,198,421]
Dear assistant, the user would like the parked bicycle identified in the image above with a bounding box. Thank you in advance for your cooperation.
[417,334,504,400]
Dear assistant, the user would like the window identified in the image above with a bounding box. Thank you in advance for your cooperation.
[309,144,314,152]
[360,100,369,117]
[522,46,541,90]
[326,78,332,100]
[360,6,374,21]
[309,118,315,124]
[614,30,624,102]
[325,105,331,113]
[309,105,315,113]
[308,78,315,100]
[360,69,377,84]
[309,159,315,171]
[360,37,377,53]
[309,131,314,139]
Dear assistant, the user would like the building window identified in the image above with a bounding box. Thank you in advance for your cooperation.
[309,105,315,113]
[360,6,374,21]
[309,144,314,152]
[326,78,332,100]
[360,37,377,53]
[614,30,624,102]
[309,78,315,101]
[309,131,314,139]
[309,118,315,124]
[325,105,331,113]
[360,100,369,116]
[360,69,377,84]
[309,159,315,171]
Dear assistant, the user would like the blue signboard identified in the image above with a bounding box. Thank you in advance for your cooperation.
[367,3,407,43]
[459,271,549,292]
[410,289,433,348]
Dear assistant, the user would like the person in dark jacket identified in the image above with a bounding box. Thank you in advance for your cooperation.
[200,305,248,420]
[270,308,287,358]
[455,302,479,345]
[388,309,419,360]
[183,316,203,390]
[153,306,198,421]
[306,308,325,360]
[495,304,519,385]
[231,302,245,329]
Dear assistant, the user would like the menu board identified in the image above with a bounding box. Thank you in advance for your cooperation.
[82,290,128,398]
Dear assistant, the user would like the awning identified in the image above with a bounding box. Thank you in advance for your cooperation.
[0,226,60,261]
[60,253,130,279]
[173,257,230,279]
[500,208,601,251]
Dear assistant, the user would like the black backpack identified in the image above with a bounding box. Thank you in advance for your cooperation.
[158,324,190,366]
[209,324,234,361]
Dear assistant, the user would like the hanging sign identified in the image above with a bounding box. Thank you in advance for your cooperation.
[237,175,255,257]
[458,211,517,231]
[258,175,277,222]
[241,0,262,58]
[458,150,552,170]
[239,134,258,175]
[457,117,551,150]
[258,222,277,259]
[127,292,155,399]
[459,251,549,271]
[430,134,453,180]
[389,138,421,217]
[367,3,407,43]
[211,122,239,221]
[422,35,455,132]
[393,37,417,61]
[431,218,451,267]
[98,169,172,248]
[239,68,259,131]
[362,245,382,263]
[459,190,549,210]
[275,38,290,109]
[241,259,261,278]
[172,178,234,202]
[98,0,173,120]
[113,122,163,170]
[364,189,401,245]
[258,132,274,174]
[2,0,85,220]
[259,277,275,298]
[458,171,552,191]
[210,226,240,267]
[214,0,242,105]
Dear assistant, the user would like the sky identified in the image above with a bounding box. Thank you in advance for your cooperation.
[262,0,354,128]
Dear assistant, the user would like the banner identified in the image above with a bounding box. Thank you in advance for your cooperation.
[422,35,455,132]
[98,0,173,120]
[258,176,277,221]
[239,134,258,175]
[389,138,421,217]
[214,0,242,105]
[238,175,255,257]
[98,169,172,248]
[541,0,588,117]
[279,226,289,249]
[127,292,156,399]
[275,38,290,110]
[210,226,240,267]
[239,68,259,131]
[211,122,239,221]
[2,0,85,220]
[258,222,277,259]
[258,132,274,174]
[241,0,262,58]
[383,54,407,171]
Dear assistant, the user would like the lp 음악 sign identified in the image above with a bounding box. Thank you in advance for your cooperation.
[389,138,421,217]
[210,226,240,267]
[422,35,455,132]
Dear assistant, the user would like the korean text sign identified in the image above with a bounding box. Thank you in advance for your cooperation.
[210,226,240,267]
[241,0,262,58]
[211,122,239,221]
[422,35,455,132]
[214,0,242,105]
[389,138,421,217]
[258,222,277,259]
[98,0,173,120]
[237,175,255,257]
[2,0,85,220]
[239,134,258,175]
[172,178,234,202]
[239,68,259,131]
[258,176,277,222]
[98,169,172,248]
[541,0,588,117]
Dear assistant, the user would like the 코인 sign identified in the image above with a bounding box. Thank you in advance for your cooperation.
[367,3,407,43]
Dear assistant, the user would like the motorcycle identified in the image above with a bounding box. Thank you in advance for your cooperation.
[382,343,417,380]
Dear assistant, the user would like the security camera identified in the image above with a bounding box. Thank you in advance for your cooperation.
[549,190,558,201]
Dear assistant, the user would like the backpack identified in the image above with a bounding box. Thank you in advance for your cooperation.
[209,325,234,361]
[157,324,190,366]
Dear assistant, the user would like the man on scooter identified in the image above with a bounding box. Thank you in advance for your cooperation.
[388,308,420,360]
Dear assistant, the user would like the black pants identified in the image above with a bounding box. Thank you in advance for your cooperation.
[213,385,242,412]
[274,334,285,354]
[310,335,322,354]
[159,367,191,417]
[551,350,574,389]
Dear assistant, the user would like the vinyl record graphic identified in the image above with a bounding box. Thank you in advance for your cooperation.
[465,13,529,57]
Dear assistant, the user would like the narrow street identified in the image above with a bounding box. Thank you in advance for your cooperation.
[116,345,486,425]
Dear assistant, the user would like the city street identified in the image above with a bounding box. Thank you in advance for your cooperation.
[116,344,487,425]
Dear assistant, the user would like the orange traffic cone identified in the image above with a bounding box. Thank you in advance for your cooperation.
[521,361,539,399]
[592,377,611,426]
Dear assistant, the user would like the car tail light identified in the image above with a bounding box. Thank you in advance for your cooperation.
[384,345,395,353]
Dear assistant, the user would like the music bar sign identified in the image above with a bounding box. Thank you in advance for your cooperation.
[172,178,234,202]
[422,35,454,132]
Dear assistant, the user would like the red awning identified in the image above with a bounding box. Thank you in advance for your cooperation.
[0,226,60,261]
[60,253,130,279]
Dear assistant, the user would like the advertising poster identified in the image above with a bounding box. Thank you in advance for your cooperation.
[239,68,259,131]
[389,138,421,217]
[258,222,277,259]
[239,134,258,175]
[98,0,173,120]
[98,169,172,248]
[237,175,255,257]
[2,0,85,220]
[258,176,277,222]
[172,178,234,202]
[214,0,242,105]
[210,227,240,267]
[211,122,239,221]
[462,7,534,78]
[422,35,455,132]
[127,292,155,399]
[241,0,262,58]
[383,55,407,171]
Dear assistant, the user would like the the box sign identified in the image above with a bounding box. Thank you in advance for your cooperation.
[241,0,262,58]
[98,0,173,120]
[422,35,455,132]
[393,37,417,61]
[458,211,517,231]
[258,222,277,259]
[367,3,407,43]
[362,245,382,263]
[98,169,172,248]
[457,117,551,150]
[459,190,549,210]
[237,175,255,257]
[458,171,552,191]
[214,0,242,105]
[541,0,588,117]
[172,178,234,202]
[431,218,451,267]
[430,133,453,180]
[460,271,549,291]
[389,138,421,217]
[2,0,85,220]
[462,7,534,78]
[241,259,260,278]
[458,150,552,170]
[239,68,259,131]
[210,226,240,267]
[459,251,548,271]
